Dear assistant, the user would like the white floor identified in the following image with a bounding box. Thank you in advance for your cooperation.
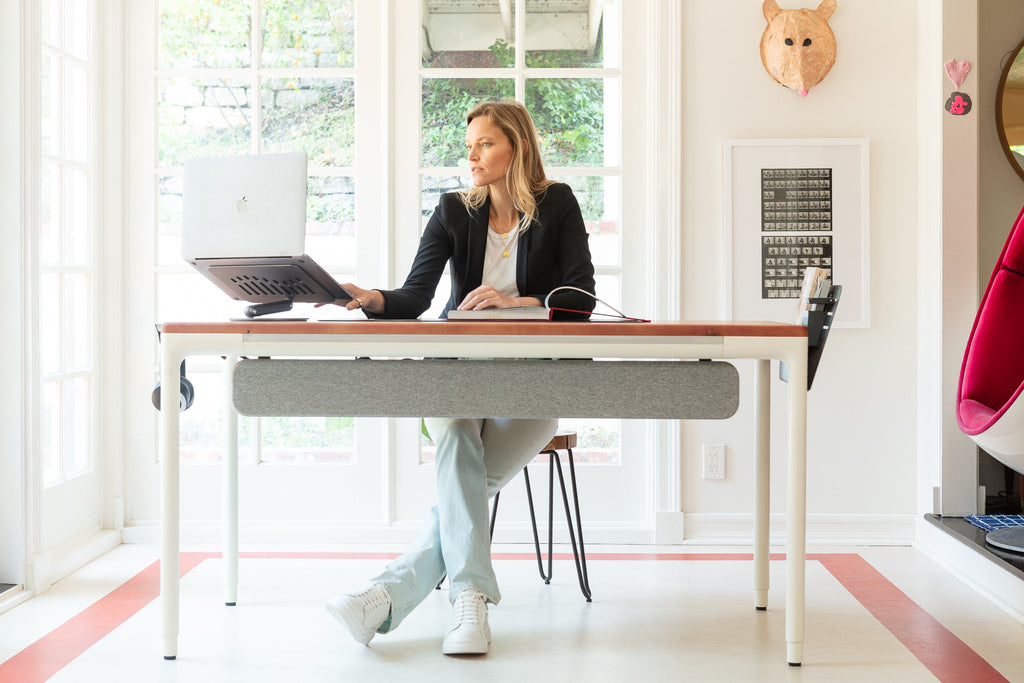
[2,543,1023,682]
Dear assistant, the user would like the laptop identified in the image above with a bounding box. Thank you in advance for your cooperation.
[182,152,352,316]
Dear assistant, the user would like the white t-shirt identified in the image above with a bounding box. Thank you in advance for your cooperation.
[482,226,521,298]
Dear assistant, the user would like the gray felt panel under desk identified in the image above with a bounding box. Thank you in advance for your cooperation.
[233,358,739,420]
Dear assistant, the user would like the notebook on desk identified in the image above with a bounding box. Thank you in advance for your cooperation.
[181,152,352,316]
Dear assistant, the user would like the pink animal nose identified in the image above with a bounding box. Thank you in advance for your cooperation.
[799,89,809,97]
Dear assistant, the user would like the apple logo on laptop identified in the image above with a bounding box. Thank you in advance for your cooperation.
[236,196,248,213]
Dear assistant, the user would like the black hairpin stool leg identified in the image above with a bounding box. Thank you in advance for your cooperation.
[522,465,552,583]
[552,447,592,601]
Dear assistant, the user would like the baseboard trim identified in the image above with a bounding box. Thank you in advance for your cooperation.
[26,528,122,594]
[682,512,917,546]
[914,517,1024,623]
[122,513,916,547]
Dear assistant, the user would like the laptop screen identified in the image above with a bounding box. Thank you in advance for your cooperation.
[181,151,307,261]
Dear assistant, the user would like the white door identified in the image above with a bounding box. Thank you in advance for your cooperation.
[391,0,656,542]
[25,0,108,591]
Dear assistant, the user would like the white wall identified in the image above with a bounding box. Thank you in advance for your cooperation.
[679,1,920,533]
[107,1,997,547]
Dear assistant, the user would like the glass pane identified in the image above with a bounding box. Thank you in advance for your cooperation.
[420,175,469,227]
[556,418,620,465]
[39,273,61,375]
[262,0,355,68]
[65,62,90,164]
[261,78,354,167]
[41,382,61,486]
[66,376,91,476]
[525,0,606,68]
[422,0,513,68]
[158,272,240,322]
[41,52,57,156]
[39,162,60,265]
[260,416,356,464]
[65,273,90,372]
[41,0,58,47]
[65,167,91,265]
[594,273,620,315]
[550,175,619,268]
[158,77,251,167]
[421,79,515,167]
[179,370,226,463]
[158,0,251,69]
[307,176,356,267]
[66,0,92,61]
[526,78,606,167]
[157,175,184,266]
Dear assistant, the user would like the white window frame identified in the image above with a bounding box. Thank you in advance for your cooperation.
[118,0,683,544]
[14,0,126,596]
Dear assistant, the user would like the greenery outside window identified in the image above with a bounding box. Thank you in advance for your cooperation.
[156,0,357,465]
[417,0,622,465]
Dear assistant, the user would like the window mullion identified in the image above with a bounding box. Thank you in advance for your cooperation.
[515,0,525,100]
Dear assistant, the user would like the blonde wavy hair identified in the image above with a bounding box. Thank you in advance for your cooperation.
[459,99,553,232]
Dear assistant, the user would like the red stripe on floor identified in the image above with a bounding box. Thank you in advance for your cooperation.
[817,553,1009,683]
[0,554,207,683]
[0,551,1010,683]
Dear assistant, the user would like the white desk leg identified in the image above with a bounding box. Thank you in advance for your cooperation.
[754,359,770,611]
[223,354,239,606]
[785,363,808,666]
[159,343,182,660]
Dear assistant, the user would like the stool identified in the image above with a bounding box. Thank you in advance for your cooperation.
[493,430,592,601]
[436,430,592,601]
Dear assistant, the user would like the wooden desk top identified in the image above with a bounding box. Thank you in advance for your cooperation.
[160,320,807,338]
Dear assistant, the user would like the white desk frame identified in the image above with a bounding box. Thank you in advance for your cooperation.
[157,321,808,664]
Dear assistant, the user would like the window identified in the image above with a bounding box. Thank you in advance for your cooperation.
[156,0,359,464]
[128,0,657,536]
[415,0,622,464]
[38,0,97,486]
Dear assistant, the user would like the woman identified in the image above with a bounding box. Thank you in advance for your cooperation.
[323,99,596,655]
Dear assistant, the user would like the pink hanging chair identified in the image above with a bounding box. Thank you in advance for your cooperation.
[957,204,1024,476]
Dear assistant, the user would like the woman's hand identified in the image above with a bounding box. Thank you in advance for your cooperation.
[458,285,541,311]
[314,284,385,314]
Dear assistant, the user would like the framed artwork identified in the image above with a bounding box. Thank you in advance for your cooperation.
[724,138,870,327]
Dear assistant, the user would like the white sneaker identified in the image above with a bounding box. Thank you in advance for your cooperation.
[441,589,491,655]
[325,585,392,646]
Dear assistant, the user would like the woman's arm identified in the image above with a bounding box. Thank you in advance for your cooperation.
[364,197,458,319]
[529,184,597,319]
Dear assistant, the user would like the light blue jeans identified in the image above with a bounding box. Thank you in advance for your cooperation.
[370,417,558,633]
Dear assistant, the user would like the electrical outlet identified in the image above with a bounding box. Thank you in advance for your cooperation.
[702,444,725,480]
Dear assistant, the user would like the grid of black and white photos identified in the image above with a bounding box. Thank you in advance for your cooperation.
[759,167,833,299]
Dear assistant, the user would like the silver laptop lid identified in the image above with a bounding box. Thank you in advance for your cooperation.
[181,152,307,261]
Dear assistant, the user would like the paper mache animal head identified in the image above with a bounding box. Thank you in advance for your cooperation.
[760,0,838,97]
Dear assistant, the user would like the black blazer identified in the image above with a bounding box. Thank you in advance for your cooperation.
[372,183,597,320]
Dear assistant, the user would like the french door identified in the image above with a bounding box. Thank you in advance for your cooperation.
[123,0,659,543]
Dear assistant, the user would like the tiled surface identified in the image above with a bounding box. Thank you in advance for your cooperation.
[1,544,1023,682]
[966,515,1024,531]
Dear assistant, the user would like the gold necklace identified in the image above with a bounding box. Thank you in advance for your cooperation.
[490,223,518,258]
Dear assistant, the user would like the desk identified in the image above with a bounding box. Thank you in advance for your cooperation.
[158,320,809,664]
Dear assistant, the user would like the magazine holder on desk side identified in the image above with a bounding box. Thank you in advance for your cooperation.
[780,284,842,391]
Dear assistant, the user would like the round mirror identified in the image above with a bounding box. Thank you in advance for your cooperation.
[997,38,1024,182]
